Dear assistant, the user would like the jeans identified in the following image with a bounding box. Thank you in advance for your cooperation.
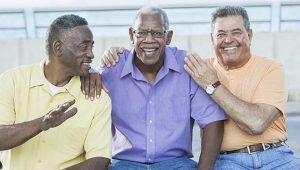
[214,145,300,170]
[109,157,197,170]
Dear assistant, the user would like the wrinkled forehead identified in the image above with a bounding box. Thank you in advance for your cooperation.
[61,25,93,43]
[213,15,245,32]
[133,13,165,30]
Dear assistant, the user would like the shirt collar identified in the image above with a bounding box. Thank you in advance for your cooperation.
[30,59,81,99]
[120,46,181,78]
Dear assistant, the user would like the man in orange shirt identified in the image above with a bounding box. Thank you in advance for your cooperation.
[184,5,300,169]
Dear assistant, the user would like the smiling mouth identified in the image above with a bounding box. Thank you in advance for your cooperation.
[82,62,92,69]
[142,48,158,56]
[223,46,237,51]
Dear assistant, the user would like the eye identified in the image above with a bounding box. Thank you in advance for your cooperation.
[136,31,147,37]
[232,31,242,36]
[79,44,88,51]
[152,31,164,37]
[216,33,226,39]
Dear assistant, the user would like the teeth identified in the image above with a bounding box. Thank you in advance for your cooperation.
[224,47,237,51]
[82,63,91,66]
[143,49,156,52]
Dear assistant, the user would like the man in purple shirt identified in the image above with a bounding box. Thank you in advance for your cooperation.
[98,6,227,170]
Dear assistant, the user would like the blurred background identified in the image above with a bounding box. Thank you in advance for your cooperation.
[0,0,299,163]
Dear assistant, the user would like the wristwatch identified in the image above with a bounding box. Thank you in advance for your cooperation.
[206,81,221,95]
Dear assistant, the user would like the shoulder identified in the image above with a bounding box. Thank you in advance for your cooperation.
[102,49,130,73]
[253,55,283,71]
[165,46,187,64]
[0,63,38,82]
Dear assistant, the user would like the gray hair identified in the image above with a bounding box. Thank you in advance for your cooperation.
[46,14,88,56]
[133,6,169,30]
[211,6,250,31]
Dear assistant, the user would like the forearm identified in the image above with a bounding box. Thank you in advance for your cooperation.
[212,85,280,135]
[65,157,110,170]
[198,121,224,170]
[0,117,43,150]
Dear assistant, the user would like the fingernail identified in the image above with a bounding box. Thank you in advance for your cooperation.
[97,95,100,98]
[91,97,94,101]
[82,90,85,94]
[85,95,89,99]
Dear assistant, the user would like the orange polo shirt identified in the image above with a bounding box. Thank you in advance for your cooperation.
[212,55,288,151]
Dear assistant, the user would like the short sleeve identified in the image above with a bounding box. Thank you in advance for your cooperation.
[252,62,287,114]
[191,84,227,128]
[0,70,16,125]
[84,91,112,159]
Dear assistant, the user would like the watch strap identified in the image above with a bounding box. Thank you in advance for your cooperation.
[212,81,221,88]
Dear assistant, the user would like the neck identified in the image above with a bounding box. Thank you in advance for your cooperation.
[221,54,251,70]
[134,55,164,85]
[44,59,72,87]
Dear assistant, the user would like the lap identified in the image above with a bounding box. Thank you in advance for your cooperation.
[109,157,197,170]
[214,146,300,170]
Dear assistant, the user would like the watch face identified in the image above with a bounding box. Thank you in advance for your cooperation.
[206,85,215,95]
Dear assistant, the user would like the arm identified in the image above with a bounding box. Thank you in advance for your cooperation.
[0,100,77,150]
[210,86,280,135]
[184,53,281,135]
[65,157,110,170]
[80,47,124,99]
[198,121,224,170]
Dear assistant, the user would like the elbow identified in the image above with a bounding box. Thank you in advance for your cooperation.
[245,121,266,136]
[248,128,264,136]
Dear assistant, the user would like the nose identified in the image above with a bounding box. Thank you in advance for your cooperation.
[145,32,155,42]
[225,34,233,43]
[87,48,94,59]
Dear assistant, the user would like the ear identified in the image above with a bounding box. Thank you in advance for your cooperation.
[248,29,253,43]
[166,30,173,45]
[129,27,134,44]
[210,33,214,45]
[53,40,63,56]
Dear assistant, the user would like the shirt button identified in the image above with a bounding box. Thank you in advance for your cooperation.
[149,139,153,143]
[38,160,42,163]
[149,120,152,123]
[148,158,151,161]
[149,101,153,104]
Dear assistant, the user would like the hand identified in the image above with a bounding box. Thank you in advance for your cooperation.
[40,99,77,131]
[184,52,219,89]
[100,47,125,67]
[80,72,106,100]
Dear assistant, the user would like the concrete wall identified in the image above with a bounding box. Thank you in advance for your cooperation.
[1,32,300,102]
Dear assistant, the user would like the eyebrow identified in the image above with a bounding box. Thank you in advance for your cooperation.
[80,40,94,45]
[217,28,242,33]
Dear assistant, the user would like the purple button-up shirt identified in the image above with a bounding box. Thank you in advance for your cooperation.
[102,46,227,163]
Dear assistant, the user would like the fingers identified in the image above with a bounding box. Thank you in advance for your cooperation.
[41,100,77,131]
[83,75,90,99]
[184,64,196,78]
[96,74,102,99]
[56,99,76,113]
[55,107,78,125]
[100,53,112,68]
[100,47,123,67]
[184,53,199,77]
[102,83,109,93]
[80,77,84,94]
